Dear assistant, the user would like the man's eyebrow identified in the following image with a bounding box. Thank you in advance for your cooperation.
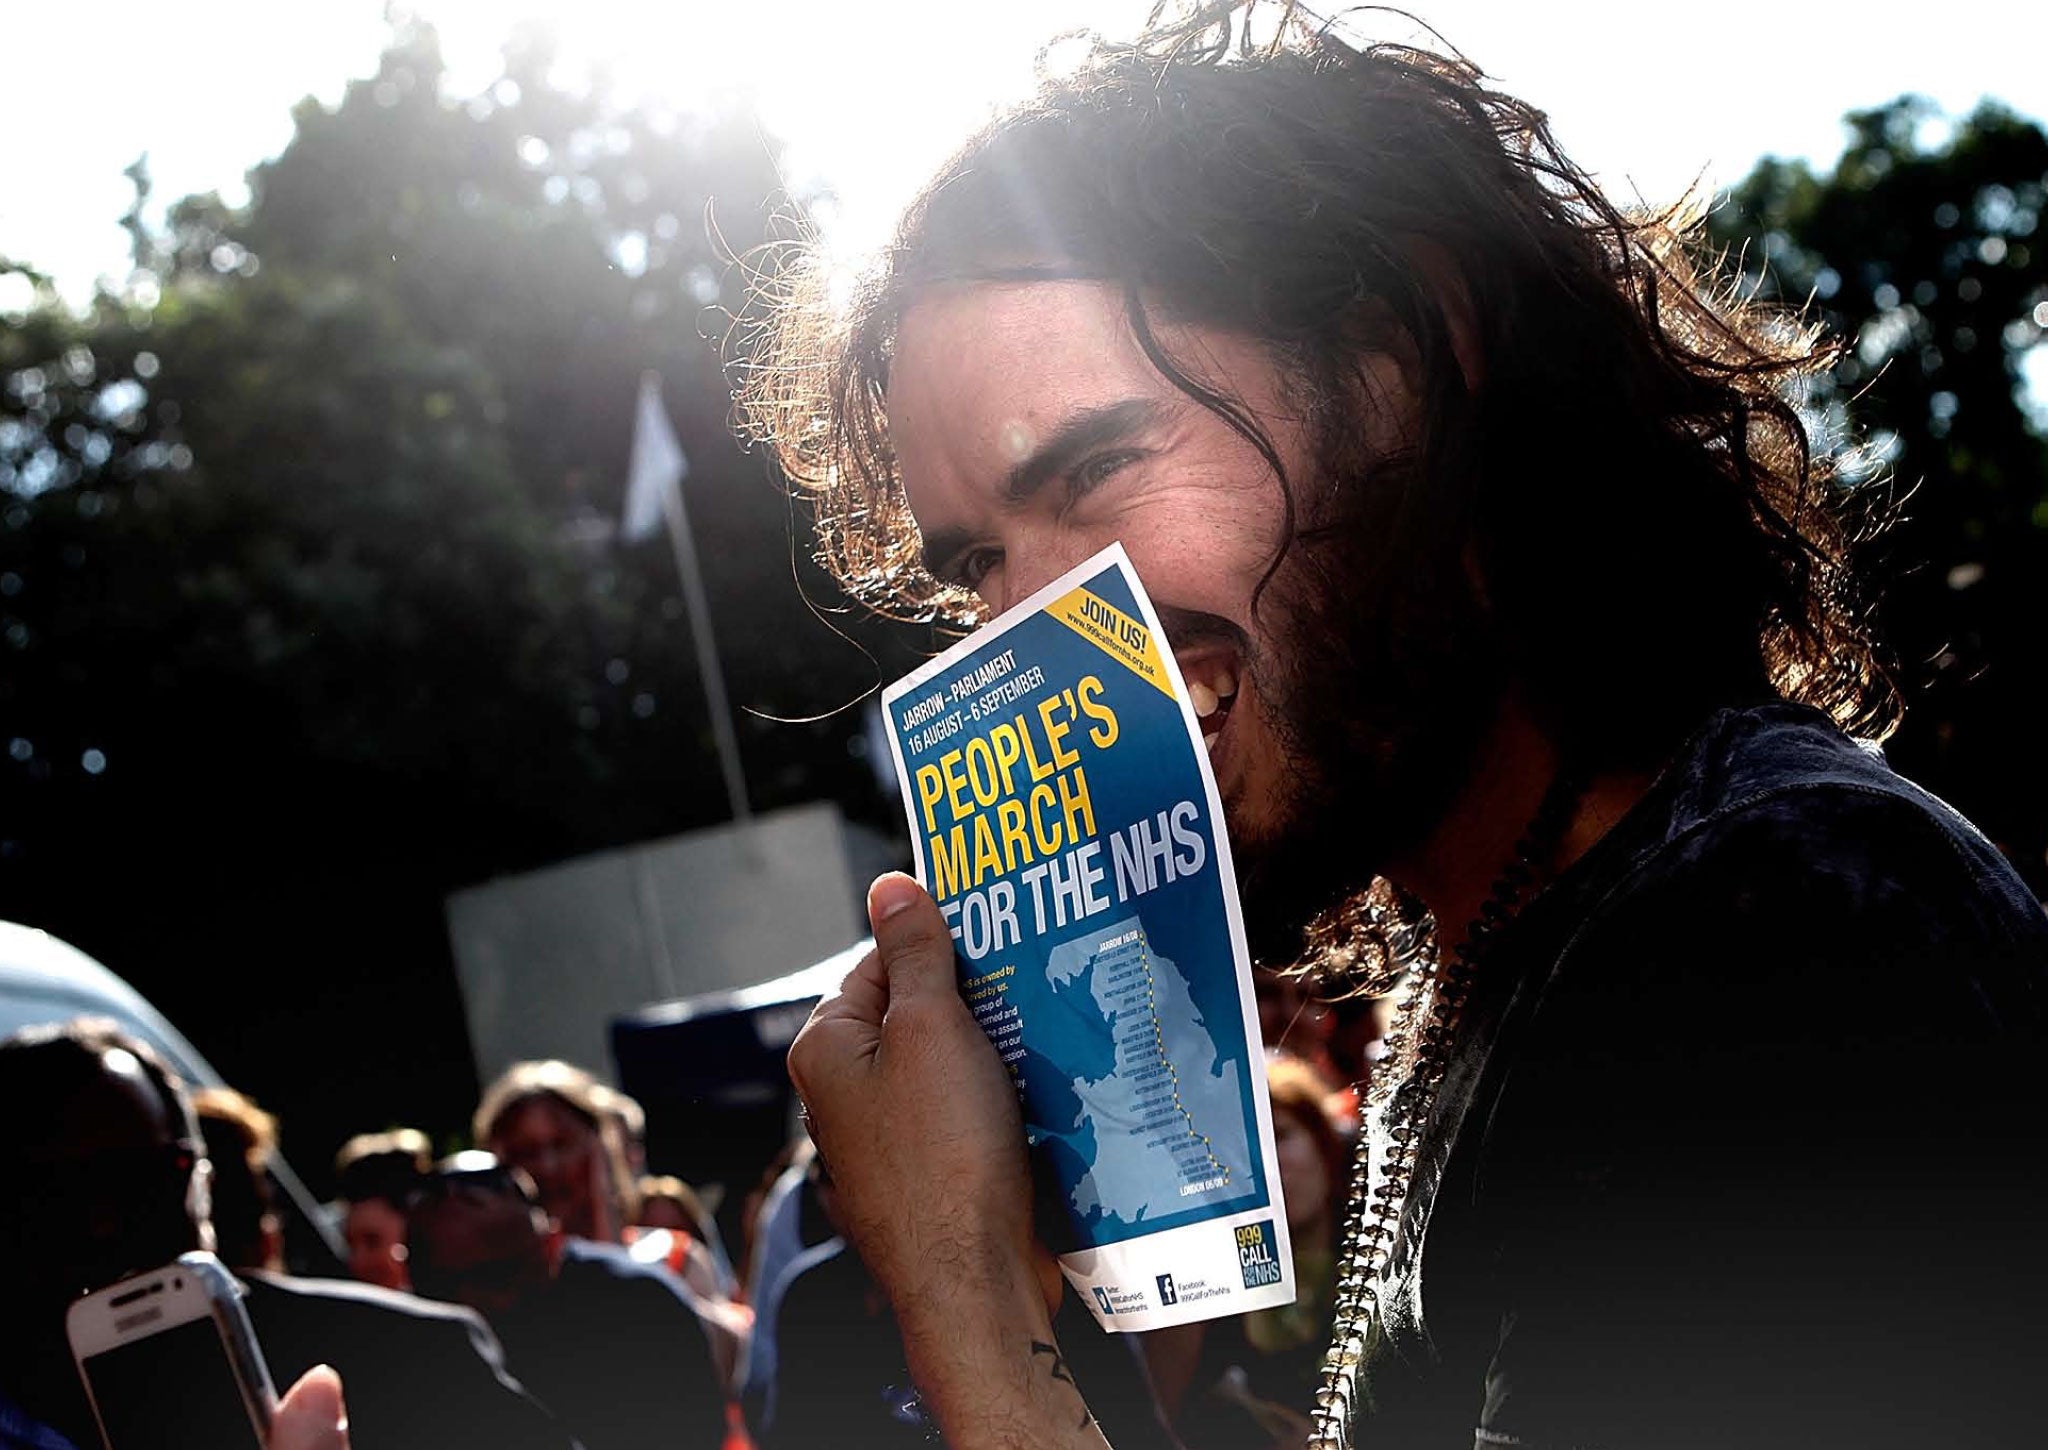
[1002,397,1169,504]
[919,397,1171,579]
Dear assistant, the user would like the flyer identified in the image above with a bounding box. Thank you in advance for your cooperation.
[880,542,1294,1332]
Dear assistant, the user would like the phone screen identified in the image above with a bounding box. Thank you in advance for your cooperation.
[82,1315,263,1449]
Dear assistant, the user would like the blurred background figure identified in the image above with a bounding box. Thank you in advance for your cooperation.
[477,1059,745,1310]
[736,1143,844,1444]
[193,1084,286,1274]
[633,1173,710,1236]
[736,1138,818,1303]
[743,1153,919,1450]
[407,1151,727,1450]
[335,1126,433,1292]
[607,1085,650,1179]
[477,1060,640,1244]
[1253,969,1336,1076]
[0,1019,216,1450]
[1143,1053,1352,1450]
[629,1172,740,1302]
[737,1143,1173,1450]
[1251,968,1399,1133]
[0,1018,572,1450]
[475,1058,750,1338]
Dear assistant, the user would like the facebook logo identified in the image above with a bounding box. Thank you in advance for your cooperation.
[1093,1286,1115,1315]
[1156,1274,1178,1305]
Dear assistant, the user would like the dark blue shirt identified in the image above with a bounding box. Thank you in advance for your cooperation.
[1365,704,2048,1448]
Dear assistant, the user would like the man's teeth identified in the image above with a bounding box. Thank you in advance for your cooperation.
[1189,680,1220,718]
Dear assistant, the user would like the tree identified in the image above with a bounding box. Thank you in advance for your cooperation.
[0,21,922,1172]
[1710,97,2048,894]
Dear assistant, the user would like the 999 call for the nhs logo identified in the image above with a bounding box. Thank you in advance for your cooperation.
[1237,1219,1283,1288]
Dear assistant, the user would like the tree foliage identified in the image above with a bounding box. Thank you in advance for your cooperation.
[1710,96,2048,892]
[0,21,920,1170]
[8,59,2043,1164]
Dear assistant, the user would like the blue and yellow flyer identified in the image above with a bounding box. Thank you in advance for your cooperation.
[881,544,1295,1332]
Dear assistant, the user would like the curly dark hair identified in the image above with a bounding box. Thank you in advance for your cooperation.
[736,1,1897,760]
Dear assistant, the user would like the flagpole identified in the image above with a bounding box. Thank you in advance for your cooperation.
[639,371,752,825]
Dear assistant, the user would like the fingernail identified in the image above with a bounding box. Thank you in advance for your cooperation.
[869,872,921,922]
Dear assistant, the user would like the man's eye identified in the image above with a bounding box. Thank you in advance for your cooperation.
[955,546,1002,588]
[1073,449,1141,495]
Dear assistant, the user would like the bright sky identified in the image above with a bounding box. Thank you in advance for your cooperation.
[2,0,2044,309]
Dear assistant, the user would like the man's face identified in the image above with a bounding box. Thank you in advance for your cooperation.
[888,281,1497,943]
[343,1196,411,1291]
[891,281,1308,851]
[491,1096,604,1242]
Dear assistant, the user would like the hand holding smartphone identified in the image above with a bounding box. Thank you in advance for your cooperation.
[66,1251,276,1450]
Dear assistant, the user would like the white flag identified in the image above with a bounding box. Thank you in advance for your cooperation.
[617,370,752,821]
[622,371,688,543]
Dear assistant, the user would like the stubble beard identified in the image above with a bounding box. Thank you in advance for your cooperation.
[1230,560,1504,969]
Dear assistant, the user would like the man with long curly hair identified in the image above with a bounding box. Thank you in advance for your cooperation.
[750,7,2048,1446]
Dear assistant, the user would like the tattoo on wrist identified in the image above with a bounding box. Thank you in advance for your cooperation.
[1030,1339,1096,1431]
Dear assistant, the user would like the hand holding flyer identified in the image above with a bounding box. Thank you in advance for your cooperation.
[881,543,1294,1332]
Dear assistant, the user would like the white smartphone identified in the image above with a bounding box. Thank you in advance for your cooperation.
[65,1251,277,1450]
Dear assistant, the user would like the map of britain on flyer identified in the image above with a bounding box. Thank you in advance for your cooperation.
[881,543,1296,1332]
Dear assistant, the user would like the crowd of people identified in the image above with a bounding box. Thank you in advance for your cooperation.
[0,980,1369,1450]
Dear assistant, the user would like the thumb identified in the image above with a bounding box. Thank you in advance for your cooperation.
[272,1364,349,1450]
[867,873,959,1004]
